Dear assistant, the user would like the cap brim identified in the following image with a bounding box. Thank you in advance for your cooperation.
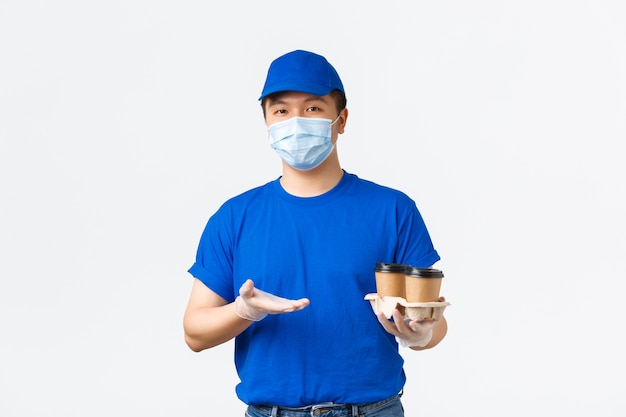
[258,82,335,101]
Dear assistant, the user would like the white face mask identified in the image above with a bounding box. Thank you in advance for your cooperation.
[268,116,340,171]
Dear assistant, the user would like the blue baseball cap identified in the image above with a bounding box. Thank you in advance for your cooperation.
[259,50,345,100]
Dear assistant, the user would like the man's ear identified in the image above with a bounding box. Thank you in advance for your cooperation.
[338,108,349,134]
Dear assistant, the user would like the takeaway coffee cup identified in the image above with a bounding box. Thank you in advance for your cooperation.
[374,263,407,299]
[404,267,444,302]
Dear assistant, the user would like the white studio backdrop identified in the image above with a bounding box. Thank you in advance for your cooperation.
[1,1,624,416]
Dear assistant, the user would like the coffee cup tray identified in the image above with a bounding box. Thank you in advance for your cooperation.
[364,293,450,321]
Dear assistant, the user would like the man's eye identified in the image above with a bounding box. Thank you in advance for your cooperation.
[306,106,320,112]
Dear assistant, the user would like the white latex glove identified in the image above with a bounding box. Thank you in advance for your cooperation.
[233,279,310,321]
[377,309,436,348]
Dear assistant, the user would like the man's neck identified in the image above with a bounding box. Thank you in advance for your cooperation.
[279,158,344,197]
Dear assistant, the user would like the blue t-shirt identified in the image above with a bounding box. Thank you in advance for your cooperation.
[188,171,440,407]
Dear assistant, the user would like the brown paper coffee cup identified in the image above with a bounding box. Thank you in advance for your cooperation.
[404,267,444,302]
[374,263,407,299]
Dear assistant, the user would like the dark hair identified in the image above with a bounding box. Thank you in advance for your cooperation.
[261,90,347,119]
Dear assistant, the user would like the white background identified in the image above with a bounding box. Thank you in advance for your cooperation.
[1,1,625,416]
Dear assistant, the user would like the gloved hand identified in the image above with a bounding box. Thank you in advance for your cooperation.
[377,309,437,348]
[234,279,310,321]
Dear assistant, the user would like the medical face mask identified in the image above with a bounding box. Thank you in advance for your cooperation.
[268,116,340,171]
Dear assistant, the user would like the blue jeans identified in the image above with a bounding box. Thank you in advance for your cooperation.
[245,394,404,417]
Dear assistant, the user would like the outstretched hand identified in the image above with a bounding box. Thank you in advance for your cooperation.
[234,279,310,321]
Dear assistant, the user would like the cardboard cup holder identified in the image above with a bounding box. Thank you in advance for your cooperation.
[364,293,450,321]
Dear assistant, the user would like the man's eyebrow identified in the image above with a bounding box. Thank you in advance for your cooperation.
[303,95,327,102]
[267,97,286,106]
